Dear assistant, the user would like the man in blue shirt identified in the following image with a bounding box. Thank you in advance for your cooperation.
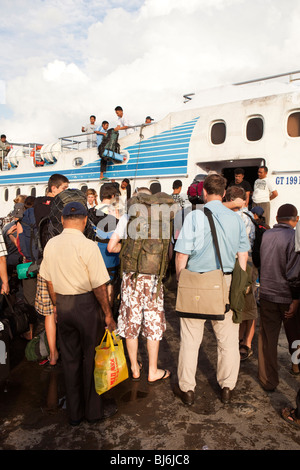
[174,173,250,405]
[95,121,109,179]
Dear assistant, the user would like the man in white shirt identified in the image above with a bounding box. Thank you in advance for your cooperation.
[81,115,97,148]
[114,106,135,135]
[252,166,278,226]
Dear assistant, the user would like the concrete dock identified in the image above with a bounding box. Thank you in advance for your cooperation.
[1,281,300,452]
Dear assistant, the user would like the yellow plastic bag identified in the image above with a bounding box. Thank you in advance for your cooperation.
[94,330,128,395]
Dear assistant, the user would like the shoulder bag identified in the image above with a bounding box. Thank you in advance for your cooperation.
[176,207,230,321]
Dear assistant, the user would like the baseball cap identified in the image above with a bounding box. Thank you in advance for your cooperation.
[251,206,264,217]
[277,204,298,219]
[62,202,87,217]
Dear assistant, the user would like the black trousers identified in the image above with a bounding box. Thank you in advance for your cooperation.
[98,145,108,173]
[258,298,300,390]
[56,291,105,422]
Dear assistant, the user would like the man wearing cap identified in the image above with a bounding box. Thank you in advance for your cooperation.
[40,201,117,426]
[252,166,278,226]
[145,116,154,124]
[258,204,300,391]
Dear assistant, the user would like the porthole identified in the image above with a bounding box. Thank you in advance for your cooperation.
[246,117,264,141]
[73,157,84,167]
[4,188,9,202]
[31,187,36,197]
[287,111,300,137]
[81,185,88,194]
[211,121,226,145]
[16,188,21,197]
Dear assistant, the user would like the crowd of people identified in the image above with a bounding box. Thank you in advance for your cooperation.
[0,167,300,430]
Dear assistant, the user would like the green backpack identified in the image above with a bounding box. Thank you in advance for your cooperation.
[120,192,176,298]
[98,128,120,156]
[25,330,50,362]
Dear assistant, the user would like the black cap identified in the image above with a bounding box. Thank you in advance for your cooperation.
[62,202,87,217]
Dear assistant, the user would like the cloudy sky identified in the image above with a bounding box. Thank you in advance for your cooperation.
[1,0,300,144]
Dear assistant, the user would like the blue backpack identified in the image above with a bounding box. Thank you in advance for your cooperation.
[94,225,119,281]
[18,208,39,263]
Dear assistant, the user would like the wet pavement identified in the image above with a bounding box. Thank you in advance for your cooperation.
[1,278,300,453]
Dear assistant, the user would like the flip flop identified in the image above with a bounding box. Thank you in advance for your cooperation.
[147,369,171,385]
[282,408,300,429]
[240,345,253,361]
[131,362,143,382]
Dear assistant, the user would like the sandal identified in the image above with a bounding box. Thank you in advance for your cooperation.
[131,362,143,382]
[290,365,300,376]
[240,345,253,361]
[282,408,300,429]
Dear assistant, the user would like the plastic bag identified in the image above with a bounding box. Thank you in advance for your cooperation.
[16,262,37,279]
[94,330,128,395]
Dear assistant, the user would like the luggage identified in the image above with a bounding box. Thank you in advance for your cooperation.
[98,128,120,159]
[25,330,50,362]
[47,189,96,241]
[120,192,175,298]
[2,294,30,337]
[0,318,11,385]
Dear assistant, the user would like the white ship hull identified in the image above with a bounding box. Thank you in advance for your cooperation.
[1,75,300,226]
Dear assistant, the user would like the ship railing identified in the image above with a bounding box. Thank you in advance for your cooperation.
[58,123,152,151]
[0,142,44,170]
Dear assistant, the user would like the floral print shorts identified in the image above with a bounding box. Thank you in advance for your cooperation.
[117,272,166,341]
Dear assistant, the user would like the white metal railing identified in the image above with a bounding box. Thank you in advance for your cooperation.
[58,123,153,151]
[0,123,154,170]
[0,142,44,170]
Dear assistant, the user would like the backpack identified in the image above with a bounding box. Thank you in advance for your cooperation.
[17,198,52,275]
[88,208,120,281]
[187,175,205,204]
[25,330,50,362]
[245,213,267,268]
[98,128,120,158]
[18,207,40,263]
[119,192,175,298]
[47,189,96,242]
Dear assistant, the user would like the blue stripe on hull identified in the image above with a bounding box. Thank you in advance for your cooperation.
[0,118,198,185]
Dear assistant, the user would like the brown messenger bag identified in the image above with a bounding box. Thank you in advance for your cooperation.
[176,207,230,321]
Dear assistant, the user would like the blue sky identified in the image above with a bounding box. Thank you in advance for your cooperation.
[1,0,300,143]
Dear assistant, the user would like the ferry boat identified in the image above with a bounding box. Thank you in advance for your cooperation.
[1,71,300,225]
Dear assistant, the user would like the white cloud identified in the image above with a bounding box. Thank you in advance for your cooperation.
[1,0,300,144]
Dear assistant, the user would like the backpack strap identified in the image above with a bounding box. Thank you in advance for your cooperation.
[204,207,224,274]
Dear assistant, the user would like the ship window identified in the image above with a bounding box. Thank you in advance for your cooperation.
[73,157,83,167]
[81,185,88,194]
[31,187,36,197]
[287,112,300,137]
[4,188,9,202]
[211,121,226,145]
[16,188,21,197]
[246,117,264,141]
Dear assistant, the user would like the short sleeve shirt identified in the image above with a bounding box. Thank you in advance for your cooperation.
[174,200,250,273]
[228,179,252,192]
[252,177,275,203]
[40,228,110,295]
[117,114,135,135]
[95,125,106,147]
